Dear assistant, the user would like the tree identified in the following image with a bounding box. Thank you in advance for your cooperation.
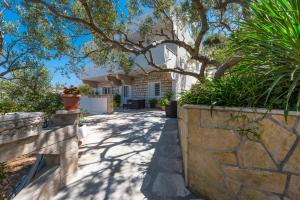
[0,1,55,79]
[23,0,249,81]
[0,65,63,116]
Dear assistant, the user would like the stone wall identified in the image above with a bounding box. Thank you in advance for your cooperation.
[0,111,79,200]
[131,72,173,99]
[178,105,300,200]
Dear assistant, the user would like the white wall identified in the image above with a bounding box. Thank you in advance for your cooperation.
[80,96,108,114]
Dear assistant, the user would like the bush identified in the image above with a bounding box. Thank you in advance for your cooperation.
[159,98,170,106]
[149,98,158,108]
[113,94,121,108]
[181,0,300,117]
[234,0,300,116]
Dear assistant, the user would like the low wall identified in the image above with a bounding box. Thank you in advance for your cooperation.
[178,105,300,200]
[80,95,113,114]
[0,111,79,199]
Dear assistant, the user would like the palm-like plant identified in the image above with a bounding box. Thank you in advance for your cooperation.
[237,0,300,116]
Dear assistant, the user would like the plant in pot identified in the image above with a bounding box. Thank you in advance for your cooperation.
[149,98,158,109]
[163,91,177,118]
[63,86,81,110]
[159,98,169,111]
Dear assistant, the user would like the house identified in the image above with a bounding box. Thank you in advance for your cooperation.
[79,19,200,113]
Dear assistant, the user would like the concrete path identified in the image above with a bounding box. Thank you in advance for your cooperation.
[51,110,200,200]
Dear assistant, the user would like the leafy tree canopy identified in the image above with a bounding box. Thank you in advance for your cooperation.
[22,0,249,80]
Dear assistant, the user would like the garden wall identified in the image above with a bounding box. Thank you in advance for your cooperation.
[178,105,300,200]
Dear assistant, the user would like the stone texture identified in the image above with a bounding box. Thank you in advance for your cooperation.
[271,115,297,129]
[259,118,296,164]
[287,175,300,200]
[283,142,300,173]
[225,178,240,195]
[224,166,287,193]
[188,146,234,200]
[239,188,281,200]
[189,127,240,151]
[187,108,201,126]
[237,140,277,169]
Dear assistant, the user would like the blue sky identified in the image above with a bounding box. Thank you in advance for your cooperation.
[4,0,128,87]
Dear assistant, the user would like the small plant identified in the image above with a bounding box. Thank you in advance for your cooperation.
[159,98,170,106]
[164,91,173,101]
[149,98,158,108]
[63,86,80,95]
[113,94,121,108]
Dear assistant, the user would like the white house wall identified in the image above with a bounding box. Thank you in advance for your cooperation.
[80,96,108,114]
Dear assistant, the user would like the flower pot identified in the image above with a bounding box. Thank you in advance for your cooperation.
[63,94,80,110]
[161,106,165,111]
[165,101,177,118]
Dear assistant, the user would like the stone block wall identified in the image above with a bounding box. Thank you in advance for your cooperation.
[178,105,300,200]
[131,72,173,99]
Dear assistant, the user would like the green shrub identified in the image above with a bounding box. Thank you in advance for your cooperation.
[234,0,300,116]
[113,94,121,108]
[159,98,170,106]
[149,98,158,108]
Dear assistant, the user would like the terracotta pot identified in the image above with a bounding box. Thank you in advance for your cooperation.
[63,94,80,110]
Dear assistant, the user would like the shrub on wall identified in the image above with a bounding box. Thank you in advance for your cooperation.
[181,0,300,116]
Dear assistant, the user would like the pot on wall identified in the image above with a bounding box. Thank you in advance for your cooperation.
[165,101,177,118]
[63,94,80,110]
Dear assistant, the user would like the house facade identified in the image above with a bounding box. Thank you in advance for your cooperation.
[79,20,199,110]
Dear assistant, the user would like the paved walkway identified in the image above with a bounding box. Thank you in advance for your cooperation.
[51,110,199,200]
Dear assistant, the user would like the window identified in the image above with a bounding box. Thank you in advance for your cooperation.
[102,87,111,95]
[154,83,160,96]
[149,82,161,98]
[123,86,129,97]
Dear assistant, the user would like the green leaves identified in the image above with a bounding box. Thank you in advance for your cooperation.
[235,0,300,117]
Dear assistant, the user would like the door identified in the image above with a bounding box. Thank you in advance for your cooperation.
[121,85,131,105]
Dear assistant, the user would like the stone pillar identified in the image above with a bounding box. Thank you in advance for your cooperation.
[48,110,80,127]
[106,95,114,114]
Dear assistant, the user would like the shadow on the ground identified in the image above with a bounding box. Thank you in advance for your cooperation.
[52,110,199,200]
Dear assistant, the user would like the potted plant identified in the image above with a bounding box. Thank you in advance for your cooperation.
[149,98,158,108]
[63,86,81,110]
[159,98,169,111]
[163,91,177,118]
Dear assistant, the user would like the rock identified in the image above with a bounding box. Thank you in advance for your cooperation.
[189,127,240,151]
[237,140,277,170]
[239,187,281,200]
[259,118,296,164]
[224,166,287,193]
[283,142,300,173]
[287,175,300,200]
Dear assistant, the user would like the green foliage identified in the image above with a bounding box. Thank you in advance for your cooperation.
[149,98,158,108]
[235,0,300,117]
[180,71,263,108]
[159,90,173,106]
[0,164,8,200]
[113,94,121,108]
[79,84,93,96]
[0,67,63,118]
[159,98,169,106]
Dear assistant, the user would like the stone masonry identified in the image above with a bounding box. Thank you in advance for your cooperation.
[178,105,300,200]
[131,72,173,99]
[0,111,79,200]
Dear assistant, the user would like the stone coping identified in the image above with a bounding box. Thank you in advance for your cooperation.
[182,104,300,116]
[0,112,44,122]
[56,110,81,114]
